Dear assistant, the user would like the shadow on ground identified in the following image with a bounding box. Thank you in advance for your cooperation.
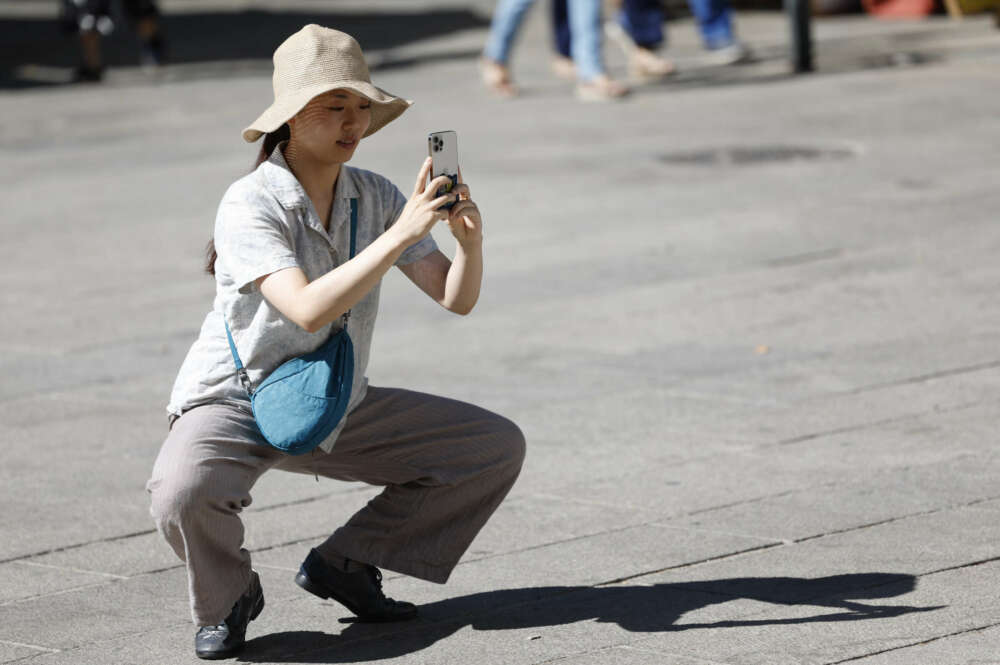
[239,573,942,663]
[0,8,488,89]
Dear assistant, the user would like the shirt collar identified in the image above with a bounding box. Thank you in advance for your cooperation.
[261,141,360,210]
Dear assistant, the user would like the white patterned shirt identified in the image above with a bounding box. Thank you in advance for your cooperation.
[167,144,437,452]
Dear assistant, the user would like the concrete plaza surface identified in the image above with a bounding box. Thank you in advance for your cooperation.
[2,1,1000,663]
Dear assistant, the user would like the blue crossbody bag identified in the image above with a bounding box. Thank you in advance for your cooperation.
[223,198,358,455]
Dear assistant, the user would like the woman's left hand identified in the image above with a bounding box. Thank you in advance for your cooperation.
[446,172,483,250]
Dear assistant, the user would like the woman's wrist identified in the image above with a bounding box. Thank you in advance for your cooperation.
[456,235,483,255]
[385,222,422,255]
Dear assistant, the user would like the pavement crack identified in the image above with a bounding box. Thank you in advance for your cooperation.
[594,542,785,586]
[14,560,128,580]
[773,414,917,446]
[918,554,1000,578]
[793,493,1000,546]
[766,247,843,268]
[0,528,157,565]
[681,487,809,517]
[823,621,1000,664]
[0,639,61,654]
[844,359,1000,396]
[770,398,990,448]
[0,580,113,607]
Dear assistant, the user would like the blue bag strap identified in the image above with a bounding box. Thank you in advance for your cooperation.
[349,197,358,259]
[342,197,358,330]
[224,320,253,395]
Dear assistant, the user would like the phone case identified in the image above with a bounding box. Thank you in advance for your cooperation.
[428,130,459,210]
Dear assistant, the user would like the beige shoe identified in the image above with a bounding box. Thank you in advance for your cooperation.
[480,58,517,98]
[576,75,629,102]
[629,47,676,81]
[551,55,576,81]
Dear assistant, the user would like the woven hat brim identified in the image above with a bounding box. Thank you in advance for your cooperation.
[243,81,411,143]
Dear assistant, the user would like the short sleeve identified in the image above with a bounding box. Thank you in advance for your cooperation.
[383,181,438,266]
[214,199,300,293]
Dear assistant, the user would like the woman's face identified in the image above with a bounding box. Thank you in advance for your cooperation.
[289,89,372,165]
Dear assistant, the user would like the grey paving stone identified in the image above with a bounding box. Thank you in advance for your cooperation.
[0,566,298,655]
[0,640,56,663]
[27,533,180,579]
[0,569,189,651]
[539,404,992,519]
[0,562,118,604]
[649,506,1000,599]
[845,623,1000,664]
[661,453,1000,543]
[465,493,664,560]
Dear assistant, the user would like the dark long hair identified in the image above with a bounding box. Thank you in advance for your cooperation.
[204,123,291,276]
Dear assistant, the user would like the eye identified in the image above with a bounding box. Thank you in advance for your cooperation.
[326,106,344,112]
[360,104,372,110]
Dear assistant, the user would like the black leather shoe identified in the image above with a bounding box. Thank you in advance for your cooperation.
[295,549,417,622]
[195,570,264,660]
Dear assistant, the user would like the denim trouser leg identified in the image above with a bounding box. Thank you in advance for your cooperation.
[551,0,572,58]
[687,0,736,48]
[567,0,603,80]
[618,0,664,50]
[484,0,538,64]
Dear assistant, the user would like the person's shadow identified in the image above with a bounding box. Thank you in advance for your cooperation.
[240,573,942,663]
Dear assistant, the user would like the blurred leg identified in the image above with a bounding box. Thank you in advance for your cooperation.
[483,0,538,64]
[551,0,572,58]
[567,0,603,80]
[687,0,737,48]
[122,0,167,65]
[612,0,675,79]
[549,0,577,80]
[79,30,102,72]
[618,0,664,49]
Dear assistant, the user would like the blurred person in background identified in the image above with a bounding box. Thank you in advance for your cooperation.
[551,0,751,82]
[59,0,167,82]
[482,0,629,101]
[146,24,525,661]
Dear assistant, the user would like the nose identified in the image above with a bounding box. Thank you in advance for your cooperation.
[343,107,361,130]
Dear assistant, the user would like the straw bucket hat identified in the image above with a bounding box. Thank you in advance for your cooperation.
[242,24,411,143]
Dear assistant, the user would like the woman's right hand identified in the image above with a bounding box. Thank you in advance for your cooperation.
[390,157,457,247]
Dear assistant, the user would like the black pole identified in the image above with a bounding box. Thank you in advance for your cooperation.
[786,0,814,73]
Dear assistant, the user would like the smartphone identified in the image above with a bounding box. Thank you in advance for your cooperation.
[428,130,459,210]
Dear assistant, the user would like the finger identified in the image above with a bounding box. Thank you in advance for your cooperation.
[449,200,477,219]
[429,193,456,210]
[457,166,464,185]
[452,184,470,201]
[413,157,432,195]
[425,175,454,199]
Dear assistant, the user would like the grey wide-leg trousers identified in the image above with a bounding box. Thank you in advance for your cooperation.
[146,386,526,626]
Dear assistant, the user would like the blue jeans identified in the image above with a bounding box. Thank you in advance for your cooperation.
[484,0,604,81]
[553,0,736,54]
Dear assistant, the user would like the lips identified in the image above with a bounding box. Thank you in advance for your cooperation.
[337,138,358,148]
